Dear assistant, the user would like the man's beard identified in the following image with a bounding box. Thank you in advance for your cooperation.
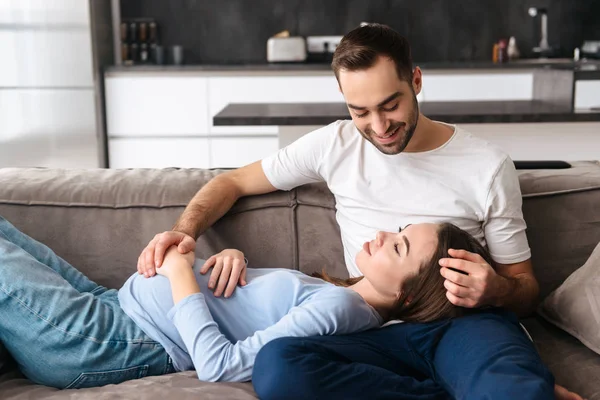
[359,94,419,155]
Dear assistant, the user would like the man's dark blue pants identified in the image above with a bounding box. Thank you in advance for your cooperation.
[253,309,554,400]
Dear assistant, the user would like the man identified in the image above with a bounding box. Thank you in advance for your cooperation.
[138,24,581,399]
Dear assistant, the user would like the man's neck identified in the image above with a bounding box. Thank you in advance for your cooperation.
[403,114,455,153]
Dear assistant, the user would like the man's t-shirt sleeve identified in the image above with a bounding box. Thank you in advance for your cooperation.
[261,122,337,191]
[483,157,532,265]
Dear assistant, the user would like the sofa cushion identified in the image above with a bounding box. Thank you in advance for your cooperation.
[0,370,257,400]
[0,168,297,290]
[521,315,600,400]
[538,241,600,355]
[518,161,600,299]
[295,183,347,278]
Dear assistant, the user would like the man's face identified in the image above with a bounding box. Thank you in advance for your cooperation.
[338,57,421,155]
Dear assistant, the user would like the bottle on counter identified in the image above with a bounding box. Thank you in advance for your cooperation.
[149,22,159,43]
[140,43,149,63]
[497,39,508,63]
[129,22,137,43]
[492,43,499,63]
[139,22,147,43]
[507,36,520,61]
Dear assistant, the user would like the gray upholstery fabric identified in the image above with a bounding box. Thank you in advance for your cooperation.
[521,316,600,400]
[538,241,600,355]
[518,162,600,300]
[0,370,256,399]
[0,161,599,399]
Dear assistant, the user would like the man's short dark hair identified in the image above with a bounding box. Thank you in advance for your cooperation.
[332,23,413,84]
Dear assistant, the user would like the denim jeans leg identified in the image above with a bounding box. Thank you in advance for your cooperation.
[0,215,107,295]
[0,235,170,389]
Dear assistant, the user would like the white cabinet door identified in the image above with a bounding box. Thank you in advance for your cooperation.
[106,76,209,137]
[210,136,279,168]
[574,80,600,110]
[420,71,533,101]
[109,137,210,168]
[208,75,344,135]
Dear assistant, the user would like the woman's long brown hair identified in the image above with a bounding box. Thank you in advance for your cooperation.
[313,223,494,323]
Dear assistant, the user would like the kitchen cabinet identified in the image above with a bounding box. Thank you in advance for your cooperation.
[462,122,600,161]
[104,68,585,168]
[420,71,533,101]
[105,76,209,136]
[108,137,210,169]
[207,75,344,135]
[574,80,600,110]
[210,136,279,168]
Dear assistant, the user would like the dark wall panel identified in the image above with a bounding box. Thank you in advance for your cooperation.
[120,0,600,64]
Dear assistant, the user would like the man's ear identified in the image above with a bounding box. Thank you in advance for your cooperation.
[412,67,423,96]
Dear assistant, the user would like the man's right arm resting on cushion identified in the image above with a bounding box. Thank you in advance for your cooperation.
[174,161,278,240]
[137,123,333,276]
[137,161,277,274]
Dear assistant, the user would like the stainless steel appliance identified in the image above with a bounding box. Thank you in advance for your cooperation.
[0,0,114,168]
[582,41,600,59]
[267,35,307,63]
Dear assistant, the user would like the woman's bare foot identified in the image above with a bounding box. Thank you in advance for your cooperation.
[555,384,585,400]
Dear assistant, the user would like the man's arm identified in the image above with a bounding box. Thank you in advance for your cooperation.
[492,259,539,317]
[139,123,332,277]
[173,160,277,239]
[138,161,277,275]
[440,251,540,317]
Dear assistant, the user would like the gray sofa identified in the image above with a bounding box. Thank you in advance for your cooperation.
[0,162,599,400]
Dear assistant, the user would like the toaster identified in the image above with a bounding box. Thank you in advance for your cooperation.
[267,37,307,62]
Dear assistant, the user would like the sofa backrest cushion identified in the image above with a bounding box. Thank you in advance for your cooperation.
[0,161,599,300]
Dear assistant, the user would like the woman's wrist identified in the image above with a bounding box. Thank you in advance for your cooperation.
[169,267,201,304]
[161,246,194,279]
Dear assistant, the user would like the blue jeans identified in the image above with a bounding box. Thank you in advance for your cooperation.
[254,309,555,399]
[0,216,175,389]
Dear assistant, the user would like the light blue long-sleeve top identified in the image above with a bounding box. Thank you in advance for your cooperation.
[118,259,383,382]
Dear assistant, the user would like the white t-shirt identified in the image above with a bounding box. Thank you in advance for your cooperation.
[262,120,531,277]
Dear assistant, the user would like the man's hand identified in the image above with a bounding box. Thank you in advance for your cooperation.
[438,248,508,309]
[200,249,248,298]
[154,245,195,280]
[138,231,196,278]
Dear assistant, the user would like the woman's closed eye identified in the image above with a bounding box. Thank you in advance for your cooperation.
[394,243,401,256]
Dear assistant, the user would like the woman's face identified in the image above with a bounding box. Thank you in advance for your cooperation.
[356,223,439,299]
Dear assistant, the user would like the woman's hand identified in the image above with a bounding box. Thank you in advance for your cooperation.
[154,246,200,305]
[154,246,195,280]
[138,231,196,278]
[199,249,248,298]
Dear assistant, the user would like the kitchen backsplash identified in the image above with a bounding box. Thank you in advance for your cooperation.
[121,0,600,64]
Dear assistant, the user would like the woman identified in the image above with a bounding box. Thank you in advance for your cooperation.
[0,215,577,396]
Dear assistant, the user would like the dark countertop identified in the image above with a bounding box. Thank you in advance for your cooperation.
[106,59,600,75]
[213,101,600,126]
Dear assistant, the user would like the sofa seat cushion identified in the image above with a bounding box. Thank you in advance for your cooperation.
[521,315,600,400]
[0,370,257,400]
